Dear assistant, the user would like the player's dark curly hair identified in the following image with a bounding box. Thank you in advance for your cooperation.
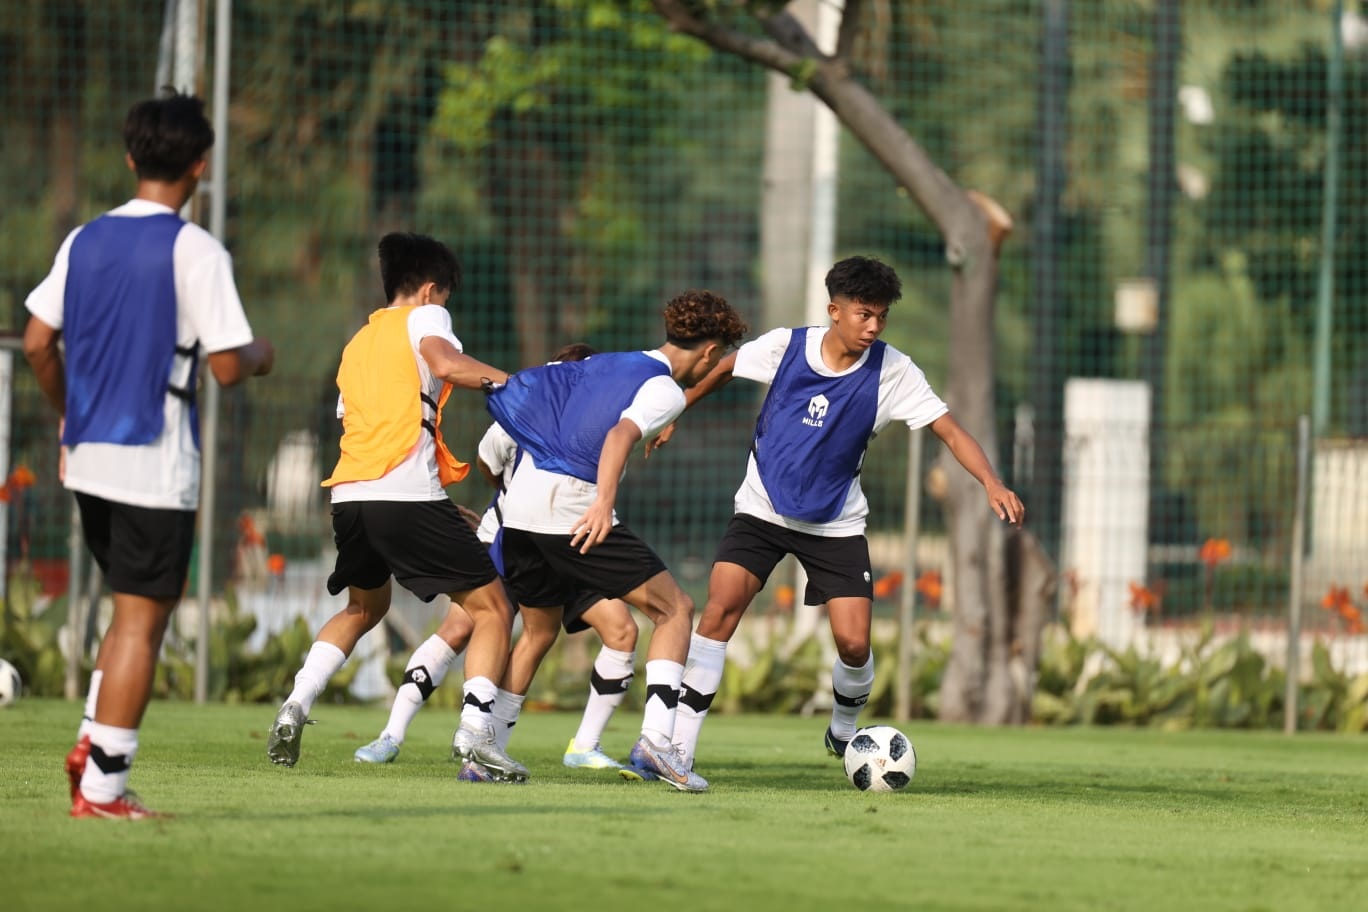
[663,290,749,350]
[551,342,597,363]
[377,232,461,302]
[825,256,902,305]
[123,90,214,182]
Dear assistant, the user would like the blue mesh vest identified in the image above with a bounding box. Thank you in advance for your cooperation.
[752,327,885,523]
[485,352,670,482]
[61,213,200,448]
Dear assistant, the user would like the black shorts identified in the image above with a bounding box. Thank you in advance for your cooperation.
[562,587,609,635]
[500,525,666,612]
[74,493,196,600]
[327,500,499,602]
[712,513,873,604]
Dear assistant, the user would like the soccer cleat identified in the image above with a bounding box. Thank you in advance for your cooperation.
[456,759,496,783]
[65,735,91,800]
[562,739,624,770]
[824,727,849,758]
[353,734,401,764]
[618,765,658,783]
[266,701,314,767]
[70,790,166,820]
[622,736,708,792]
[451,718,529,782]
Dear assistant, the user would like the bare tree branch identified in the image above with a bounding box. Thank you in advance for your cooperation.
[649,0,808,74]
[836,0,865,59]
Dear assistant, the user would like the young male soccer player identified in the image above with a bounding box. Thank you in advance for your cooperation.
[486,291,748,791]
[354,344,641,771]
[24,91,275,819]
[663,256,1024,772]
[266,232,528,782]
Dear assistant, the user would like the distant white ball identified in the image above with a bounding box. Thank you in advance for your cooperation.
[843,725,916,792]
[0,658,22,707]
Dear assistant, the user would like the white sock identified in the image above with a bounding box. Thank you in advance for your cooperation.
[460,675,499,730]
[571,646,634,752]
[672,634,727,768]
[77,670,103,741]
[80,722,138,803]
[491,688,525,750]
[286,641,348,716]
[830,653,875,740]
[640,659,684,747]
[382,635,458,744]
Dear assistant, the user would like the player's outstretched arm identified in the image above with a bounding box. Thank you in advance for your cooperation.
[419,336,509,390]
[22,315,65,416]
[570,418,642,554]
[645,350,738,458]
[928,412,1025,525]
[208,337,275,387]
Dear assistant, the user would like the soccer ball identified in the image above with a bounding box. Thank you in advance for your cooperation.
[0,658,22,708]
[843,725,916,792]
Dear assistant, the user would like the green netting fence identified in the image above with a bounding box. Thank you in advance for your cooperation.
[1,0,1365,705]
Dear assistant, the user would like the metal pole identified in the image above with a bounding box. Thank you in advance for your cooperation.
[1312,0,1344,438]
[1284,415,1311,735]
[894,429,924,722]
[193,0,231,705]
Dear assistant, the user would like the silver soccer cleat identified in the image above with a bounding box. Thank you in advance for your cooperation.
[624,736,708,792]
[266,700,314,767]
[451,717,529,782]
[353,733,401,764]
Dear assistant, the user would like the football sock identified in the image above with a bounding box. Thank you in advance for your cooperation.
[80,722,137,803]
[461,675,499,729]
[640,659,684,747]
[76,669,103,741]
[491,688,525,750]
[382,635,458,744]
[285,641,347,716]
[830,653,875,740]
[571,646,635,752]
[672,633,727,768]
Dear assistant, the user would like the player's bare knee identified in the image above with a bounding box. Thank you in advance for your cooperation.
[834,639,872,668]
[599,615,639,652]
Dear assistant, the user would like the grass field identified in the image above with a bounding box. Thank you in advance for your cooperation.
[4,699,1367,912]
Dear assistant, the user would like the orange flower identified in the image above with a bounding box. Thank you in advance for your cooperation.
[7,465,35,489]
[267,553,286,576]
[238,514,265,547]
[914,570,943,608]
[872,572,904,600]
[0,487,9,504]
[1199,538,1232,567]
[774,584,795,611]
[1321,585,1354,615]
[1128,581,1161,614]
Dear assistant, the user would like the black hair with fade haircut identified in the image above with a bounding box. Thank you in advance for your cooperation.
[123,90,215,182]
[377,232,462,303]
[825,255,902,306]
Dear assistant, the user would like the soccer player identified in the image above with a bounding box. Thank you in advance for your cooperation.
[486,290,748,791]
[266,232,527,782]
[354,344,641,771]
[664,256,1024,771]
[24,91,275,819]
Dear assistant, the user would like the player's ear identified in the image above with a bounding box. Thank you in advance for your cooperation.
[125,152,137,173]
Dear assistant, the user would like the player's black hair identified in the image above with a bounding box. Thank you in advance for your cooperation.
[377,233,462,302]
[123,90,215,182]
[663,290,748,350]
[825,256,903,306]
[551,342,597,362]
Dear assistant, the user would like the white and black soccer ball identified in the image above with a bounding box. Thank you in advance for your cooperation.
[843,725,916,792]
[0,658,22,708]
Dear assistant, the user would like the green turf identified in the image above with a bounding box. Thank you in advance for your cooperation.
[3,699,1366,912]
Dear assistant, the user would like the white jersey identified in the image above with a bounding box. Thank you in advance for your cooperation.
[25,199,256,510]
[501,350,683,534]
[475,422,519,545]
[731,326,948,537]
[330,305,465,504]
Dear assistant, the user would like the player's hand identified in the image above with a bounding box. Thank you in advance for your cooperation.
[253,337,276,377]
[986,481,1025,526]
[644,422,676,460]
[455,504,482,531]
[569,499,614,554]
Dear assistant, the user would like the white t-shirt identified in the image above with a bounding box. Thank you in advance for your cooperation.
[330,305,465,504]
[475,422,518,545]
[731,326,949,537]
[501,350,683,534]
[25,200,256,510]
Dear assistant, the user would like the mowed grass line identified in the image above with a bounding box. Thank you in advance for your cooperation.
[3,699,1366,912]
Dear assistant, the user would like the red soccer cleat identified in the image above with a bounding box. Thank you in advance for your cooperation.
[65,735,91,800]
[70,790,167,820]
